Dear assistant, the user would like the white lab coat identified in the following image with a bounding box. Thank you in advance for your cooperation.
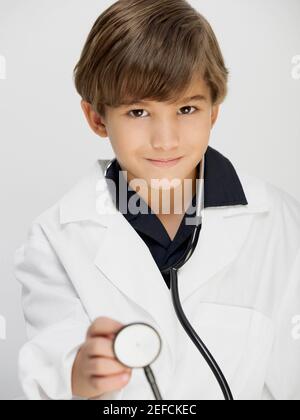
[14,158,300,400]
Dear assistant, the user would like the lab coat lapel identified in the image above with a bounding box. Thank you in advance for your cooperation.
[93,204,179,370]
[177,208,254,302]
[177,172,271,302]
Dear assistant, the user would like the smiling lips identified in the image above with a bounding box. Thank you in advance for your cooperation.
[146,157,183,167]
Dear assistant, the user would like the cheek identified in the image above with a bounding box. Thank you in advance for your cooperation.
[181,120,211,149]
[181,111,212,133]
[109,135,144,169]
[112,121,145,150]
[196,113,212,131]
[113,138,142,159]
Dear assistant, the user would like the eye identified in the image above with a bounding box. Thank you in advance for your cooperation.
[178,106,199,115]
[127,109,149,119]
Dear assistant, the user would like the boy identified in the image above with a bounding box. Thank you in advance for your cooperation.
[15,0,300,400]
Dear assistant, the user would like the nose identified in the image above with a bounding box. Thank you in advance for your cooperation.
[150,120,180,152]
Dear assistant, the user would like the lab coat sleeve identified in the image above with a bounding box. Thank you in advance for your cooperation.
[264,248,300,400]
[14,222,91,400]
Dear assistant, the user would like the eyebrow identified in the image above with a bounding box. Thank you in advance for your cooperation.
[123,94,208,106]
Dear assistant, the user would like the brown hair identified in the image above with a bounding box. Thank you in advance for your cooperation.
[73,0,229,118]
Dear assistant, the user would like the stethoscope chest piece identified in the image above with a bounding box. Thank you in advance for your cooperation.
[113,322,162,369]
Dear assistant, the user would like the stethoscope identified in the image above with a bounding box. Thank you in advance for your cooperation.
[104,154,234,401]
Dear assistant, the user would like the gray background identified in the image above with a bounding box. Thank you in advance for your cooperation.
[0,0,299,399]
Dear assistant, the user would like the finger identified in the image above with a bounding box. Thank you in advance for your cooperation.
[87,317,124,339]
[88,357,132,377]
[86,336,116,359]
[90,371,132,396]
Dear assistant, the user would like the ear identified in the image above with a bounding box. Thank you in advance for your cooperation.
[80,100,108,137]
[211,104,220,128]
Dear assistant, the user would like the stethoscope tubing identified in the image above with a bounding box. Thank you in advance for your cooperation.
[144,365,163,400]
[169,266,234,400]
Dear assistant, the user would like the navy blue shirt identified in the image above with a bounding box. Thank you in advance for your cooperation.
[105,146,248,289]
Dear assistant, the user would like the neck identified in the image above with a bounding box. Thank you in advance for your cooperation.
[129,166,198,217]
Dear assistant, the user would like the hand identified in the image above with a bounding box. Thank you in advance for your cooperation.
[72,317,132,399]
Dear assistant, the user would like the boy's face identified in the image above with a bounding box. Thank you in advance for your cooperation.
[81,76,219,193]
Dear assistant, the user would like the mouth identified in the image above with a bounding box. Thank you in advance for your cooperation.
[146,157,183,168]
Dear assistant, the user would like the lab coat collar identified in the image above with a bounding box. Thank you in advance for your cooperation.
[59,157,270,372]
